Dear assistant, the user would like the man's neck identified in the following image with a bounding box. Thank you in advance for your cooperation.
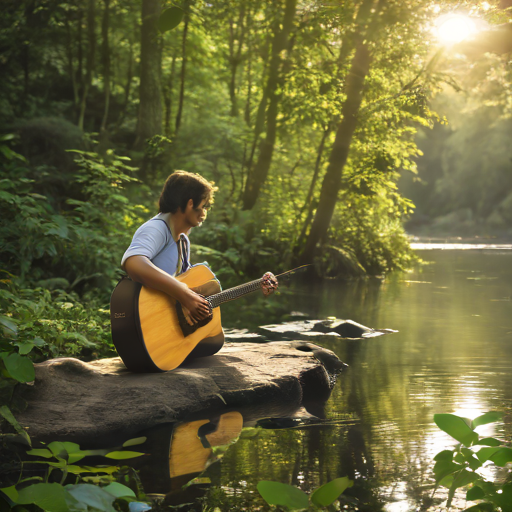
[168,212,191,241]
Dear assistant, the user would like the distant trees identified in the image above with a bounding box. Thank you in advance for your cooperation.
[2,0,507,275]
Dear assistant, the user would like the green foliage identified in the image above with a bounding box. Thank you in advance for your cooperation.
[0,434,149,512]
[0,144,145,296]
[257,476,354,510]
[158,7,185,33]
[432,411,512,511]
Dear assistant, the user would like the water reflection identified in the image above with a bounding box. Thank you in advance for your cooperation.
[215,249,512,510]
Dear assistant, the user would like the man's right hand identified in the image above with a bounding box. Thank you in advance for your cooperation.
[179,288,212,325]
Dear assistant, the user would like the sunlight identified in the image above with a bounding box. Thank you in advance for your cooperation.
[435,13,478,45]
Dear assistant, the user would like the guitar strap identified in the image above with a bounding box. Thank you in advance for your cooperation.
[151,218,191,276]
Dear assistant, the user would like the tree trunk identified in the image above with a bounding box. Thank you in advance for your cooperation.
[100,0,111,134]
[163,53,177,137]
[298,41,371,265]
[227,3,245,117]
[241,0,297,211]
[116,40,134,129]
[65,15,79,108]
[174,8,189,136]
[134,0,162,149]
[78,0,96,131]
[295,126,331,248]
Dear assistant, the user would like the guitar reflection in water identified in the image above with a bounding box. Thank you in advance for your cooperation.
[131,411,244,506]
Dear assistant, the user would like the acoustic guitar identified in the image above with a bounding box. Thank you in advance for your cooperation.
[110,264,275,373]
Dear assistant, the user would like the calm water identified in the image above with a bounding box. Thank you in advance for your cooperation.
[160,248,512,511]
[13,249,510,510]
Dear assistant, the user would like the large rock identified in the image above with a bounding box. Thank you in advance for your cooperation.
[16,341,347,444]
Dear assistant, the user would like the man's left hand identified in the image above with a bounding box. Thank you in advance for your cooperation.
[261,272,278,296]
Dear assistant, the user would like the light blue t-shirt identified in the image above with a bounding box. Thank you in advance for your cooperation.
[121,213,191,276]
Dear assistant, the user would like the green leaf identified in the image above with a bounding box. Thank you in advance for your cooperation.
[3,352,35,383]
[434,414,478,446]
[65,483,116,511]
[477,447,501,463]
[158,6,184,33]
[433,458,463,484]
[433,449,454,461]
[466,485,486,501]
[102,482,136,498]
[16,342,35,355]
[0,315,17,335]
[484,447,512,467]
[122,436,147,447]
[26,448,54,459]
[462,505,495,512]
[104,450,144,460]
[257,481,309,510]
[474,437,502,447]
[471,412,502,429]
[310,477,353,507]
[0,405,31,447]
[453,469,478,489]
[15,483,72,512]
[0,486,18,502]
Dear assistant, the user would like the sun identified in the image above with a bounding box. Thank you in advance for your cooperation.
[435,13,478,45]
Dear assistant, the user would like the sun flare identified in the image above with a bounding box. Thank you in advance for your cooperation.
[435,14,477,44]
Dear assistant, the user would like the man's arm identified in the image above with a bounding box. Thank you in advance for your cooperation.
[124,255,211,322]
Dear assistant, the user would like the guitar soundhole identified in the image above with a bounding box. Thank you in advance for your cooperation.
[175,301,213,337]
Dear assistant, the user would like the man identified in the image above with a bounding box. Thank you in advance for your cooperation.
[122,171,277,327]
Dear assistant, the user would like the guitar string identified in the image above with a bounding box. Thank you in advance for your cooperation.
[208,279,262,309]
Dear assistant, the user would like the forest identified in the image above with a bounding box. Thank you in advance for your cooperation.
[1,0,512,508]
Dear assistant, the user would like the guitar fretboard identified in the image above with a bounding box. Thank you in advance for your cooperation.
[207,279,262,309]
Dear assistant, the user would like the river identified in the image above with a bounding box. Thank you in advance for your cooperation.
[168,246,512,511]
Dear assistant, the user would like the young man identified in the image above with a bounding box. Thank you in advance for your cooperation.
[122,171,277,326]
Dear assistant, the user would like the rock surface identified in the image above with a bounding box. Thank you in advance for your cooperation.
[16,341,347,444]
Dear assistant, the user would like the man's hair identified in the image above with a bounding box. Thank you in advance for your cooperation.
[159,170,217,214]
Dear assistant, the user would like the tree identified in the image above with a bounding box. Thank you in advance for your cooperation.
[134,0,163,149]
[241,0,297,210]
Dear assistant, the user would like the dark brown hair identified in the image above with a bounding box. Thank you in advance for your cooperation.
[159,171,217,213]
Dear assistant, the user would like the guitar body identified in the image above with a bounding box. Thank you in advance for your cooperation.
[110,264,225,372]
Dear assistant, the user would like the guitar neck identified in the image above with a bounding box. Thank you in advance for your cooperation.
[207,278,262,309]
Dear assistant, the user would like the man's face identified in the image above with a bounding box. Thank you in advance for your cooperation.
[185,197,210,228]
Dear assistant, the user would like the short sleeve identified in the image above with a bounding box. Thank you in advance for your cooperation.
[121,220,170,269]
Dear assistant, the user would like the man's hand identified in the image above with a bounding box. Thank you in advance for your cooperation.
[180,288,212,325]
[261,271,278,297]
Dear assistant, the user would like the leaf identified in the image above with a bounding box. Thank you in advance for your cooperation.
[434,414,478,446]
[104,450,145,460]
[0,315,17,335]
[433,459,463,484]
[311,477,353,507]
[474,437,502,447]
[471,412,502,429]
[0,486,18,502]
[0,405,31,447]
[3,353,35,383]
[477,447,501,463]
[65,483,116,512]
[16,342,35,355]
[158,6,184,33]
[487,447,512,467]
[122,436,147,447]
[15,483,73,512]
[466,486,486,501]
[102,482,136,498]
[257,481,309,510]
[26,448,54,458]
